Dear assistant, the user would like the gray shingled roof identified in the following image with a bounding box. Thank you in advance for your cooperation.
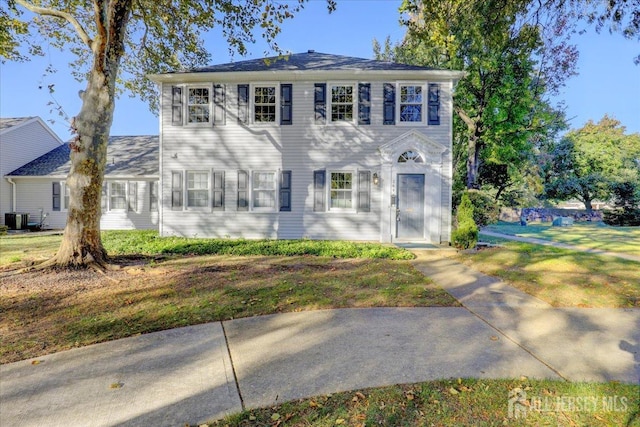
[172,51,437,74]
[7,135,158,177]
[0,117,36,131]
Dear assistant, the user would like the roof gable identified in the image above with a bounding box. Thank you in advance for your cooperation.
[7,135,159,177]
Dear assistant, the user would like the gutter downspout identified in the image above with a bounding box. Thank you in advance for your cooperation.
[7,178,16,212]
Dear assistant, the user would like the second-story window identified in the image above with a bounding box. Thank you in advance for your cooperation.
[254,86,277,122]
[187,87,211,124]
[399,85,423,122]
[330,85,354,122]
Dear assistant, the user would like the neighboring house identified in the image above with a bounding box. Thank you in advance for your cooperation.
[0,117,64,226]
[149,51,464,243]
[6,135,159,230]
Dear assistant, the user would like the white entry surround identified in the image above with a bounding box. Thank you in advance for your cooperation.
[378,130,448,243]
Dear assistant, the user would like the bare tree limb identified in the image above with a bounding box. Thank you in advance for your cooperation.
[15,0,93,49]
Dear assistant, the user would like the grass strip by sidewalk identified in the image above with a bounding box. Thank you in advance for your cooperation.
[210,378,639,427]
[456,240,640,308]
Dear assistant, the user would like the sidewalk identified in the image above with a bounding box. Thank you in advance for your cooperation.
[2,251,638,427]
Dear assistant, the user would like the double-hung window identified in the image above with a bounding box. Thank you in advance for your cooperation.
[110,182,127,210]
[330,84,355,122]
[254,85,277,123]
[252,171,276,210]
[187,87,211,124]
[399,84,423,123]
[330,172,354,209]
[187,171,209,208]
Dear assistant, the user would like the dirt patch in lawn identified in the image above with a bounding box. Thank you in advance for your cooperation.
[0,255,457,364]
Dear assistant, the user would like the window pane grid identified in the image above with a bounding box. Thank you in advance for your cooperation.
[110,182,126,210]
[400,85,423,122]
[330,172,353,209]
[254,86,276,122]
[253,172,275,208]
[188,88,210,123]
[187,172,209,208]
[331,86,354,122]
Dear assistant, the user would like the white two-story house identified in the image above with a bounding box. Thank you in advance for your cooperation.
[150,51,464,243]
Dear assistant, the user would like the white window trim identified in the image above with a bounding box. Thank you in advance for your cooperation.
[328,82,357,124]
[185,170,211,211]
[327,170,356,212]
[251,83,280,125]
[397,82,428,126]
[250,170,278,212]
[185,84,213,126]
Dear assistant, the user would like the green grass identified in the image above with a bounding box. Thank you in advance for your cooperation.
[209,378,639,427]
[455,240,640,307]
[483,221,640,257]
[0,231,413,268]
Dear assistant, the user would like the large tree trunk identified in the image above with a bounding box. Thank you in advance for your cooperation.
[52,69,115,267]
[466,131,482,190]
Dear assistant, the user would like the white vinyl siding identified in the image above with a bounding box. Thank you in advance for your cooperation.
[159,79,454,242]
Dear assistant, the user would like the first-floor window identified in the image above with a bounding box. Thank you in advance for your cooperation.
[187,171,209,208]
[330,172,353,209]
[252,171,276,209]
[110,182,127,210]
[52,182,69,211]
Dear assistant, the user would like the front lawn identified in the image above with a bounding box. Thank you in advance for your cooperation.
[0,232,456,364]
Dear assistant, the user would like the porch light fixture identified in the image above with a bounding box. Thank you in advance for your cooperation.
[372,172,379,186]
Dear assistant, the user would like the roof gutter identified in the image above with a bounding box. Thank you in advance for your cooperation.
[6,177,16,212]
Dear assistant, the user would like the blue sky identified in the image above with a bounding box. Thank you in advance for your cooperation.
[1,0,638,140]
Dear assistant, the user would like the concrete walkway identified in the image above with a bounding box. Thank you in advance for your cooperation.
[2,251,639,427]
[481,230,640,262]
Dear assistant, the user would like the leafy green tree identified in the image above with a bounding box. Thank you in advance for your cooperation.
[2,0,334,269]
[392,0,574,191]
[543,115,637,212]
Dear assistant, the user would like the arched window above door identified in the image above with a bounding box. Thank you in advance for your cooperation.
[398,150,424,163]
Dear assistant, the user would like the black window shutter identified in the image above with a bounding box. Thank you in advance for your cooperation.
[214,84,226,126]
[383,83,395,125]
[237,170,249,211]
[358,171,371,212]
[428,83,440,125]
[314,83,326,124]
[52,182,61,211]
[171,171,183,210]
[279,170,292,211]
[212,171,225,211]
[313,170,326,212]
[280,84,293,125]
[237,84,249,124]
[358,83,371,125]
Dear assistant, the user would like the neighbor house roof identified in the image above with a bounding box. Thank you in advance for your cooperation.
[0,117,37,131]
[6,135,159,177]
[149,51,466,83]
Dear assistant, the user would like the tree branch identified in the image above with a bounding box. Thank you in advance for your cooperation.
[455,106,476,131]
[15,0,93,49]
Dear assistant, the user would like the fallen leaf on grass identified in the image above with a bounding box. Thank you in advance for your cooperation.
[31,360,43,365]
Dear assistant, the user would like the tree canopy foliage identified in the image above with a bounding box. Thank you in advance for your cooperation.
[542,115,640,211]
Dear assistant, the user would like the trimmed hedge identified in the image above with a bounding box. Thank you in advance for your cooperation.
[603,209,640,226]
[452,193,479,250]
